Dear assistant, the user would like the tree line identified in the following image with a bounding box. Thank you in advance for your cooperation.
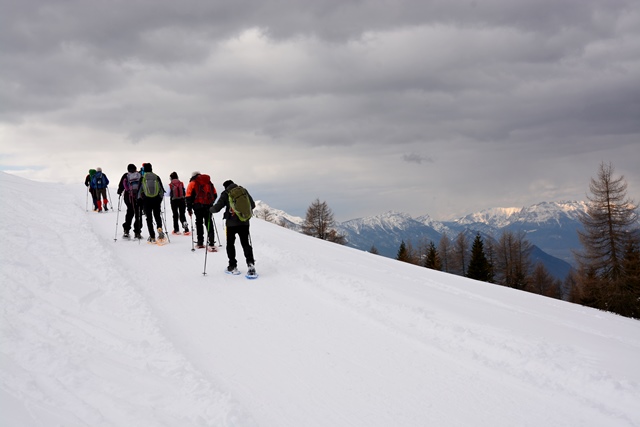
[390,162,640,318]
[263,163,640,319]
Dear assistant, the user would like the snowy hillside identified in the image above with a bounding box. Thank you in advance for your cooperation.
[1,172,640,427]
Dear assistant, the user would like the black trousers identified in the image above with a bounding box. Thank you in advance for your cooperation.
[194,206,214,245]
[170,198,187,232]
[143,196,164,238]
[122,192,142,234]
[226,225,254,268]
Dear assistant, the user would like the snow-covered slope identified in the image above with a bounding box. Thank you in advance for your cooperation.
[1,172,639,427]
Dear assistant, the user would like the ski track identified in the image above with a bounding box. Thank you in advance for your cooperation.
[0,178,255,427]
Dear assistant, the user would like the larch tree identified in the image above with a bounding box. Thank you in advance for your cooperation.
[452,231,470,276]
[495,230,532,290]
[301,199,346,244]
[438,232,453,273]
[575,162,640,317]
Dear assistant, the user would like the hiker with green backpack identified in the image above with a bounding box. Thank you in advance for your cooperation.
[210,180,257,276]
[138,163,167,244]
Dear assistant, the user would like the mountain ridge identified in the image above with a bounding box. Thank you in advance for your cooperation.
[256,200,590,280]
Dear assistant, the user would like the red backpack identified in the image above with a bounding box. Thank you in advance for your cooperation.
[193,174,216,205]
[170,179,185,199]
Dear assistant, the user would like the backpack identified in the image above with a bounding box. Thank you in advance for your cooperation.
[170,179,185,199]
[93,172,105,189]
[124,171,141,193]
[228,186,253,222]
[141,172,160,198]
[193,174,216,205]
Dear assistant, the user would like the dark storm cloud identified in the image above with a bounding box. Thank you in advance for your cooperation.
[1,0,639,219]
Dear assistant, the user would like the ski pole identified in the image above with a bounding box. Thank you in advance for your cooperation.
[85,186,89,212]
[114,195,122,242]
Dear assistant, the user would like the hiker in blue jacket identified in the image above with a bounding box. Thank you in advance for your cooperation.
[91,167,110,212]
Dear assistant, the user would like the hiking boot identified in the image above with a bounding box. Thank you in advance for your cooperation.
[183,221,189,229]
[147,236,156,244]
[134,233,142,239]
[123,231,130,238]
[226,265,240,275]
[172,230,181,235]
[157,228,165,240]
[247,264,257,276]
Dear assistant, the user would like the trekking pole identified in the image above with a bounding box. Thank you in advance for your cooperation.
[113,195,122,242]
[190,213,195,252]
[162,196,168,234]
[161,201,171,244]
[106,187,113,211]
[203,226,210,276]
[212,215,223,247]
[85,187,89,212]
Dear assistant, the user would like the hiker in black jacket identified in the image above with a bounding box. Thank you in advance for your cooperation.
[210,180,256,276]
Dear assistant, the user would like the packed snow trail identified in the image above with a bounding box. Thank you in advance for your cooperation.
[2,172,640,427]
[0,174,255,426]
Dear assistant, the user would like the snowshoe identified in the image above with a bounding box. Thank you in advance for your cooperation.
[156,228,168,246]
[246,264,258,279]
[147,237,156,244]
[225,266,241,275]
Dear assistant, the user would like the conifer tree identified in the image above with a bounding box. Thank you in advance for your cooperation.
[396,240,411,263]
[466,233,492,282]
[424,241,442,271]
[575,162,640,317]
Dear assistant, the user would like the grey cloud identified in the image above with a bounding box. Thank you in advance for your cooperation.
[403,153,434,164]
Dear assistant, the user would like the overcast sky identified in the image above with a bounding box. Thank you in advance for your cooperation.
[1,0,639,221]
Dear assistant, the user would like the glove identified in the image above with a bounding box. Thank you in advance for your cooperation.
[117,190,122,196]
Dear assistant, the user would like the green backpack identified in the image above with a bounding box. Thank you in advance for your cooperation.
[141,172,160,198]
[228,186,253,221]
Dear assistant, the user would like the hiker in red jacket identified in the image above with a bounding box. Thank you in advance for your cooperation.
[186,171,217,249]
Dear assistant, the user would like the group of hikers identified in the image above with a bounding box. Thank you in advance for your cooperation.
[84,163,257,276]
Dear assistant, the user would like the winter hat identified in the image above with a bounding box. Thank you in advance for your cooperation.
[191,171,200,177]
[144,163,153,173]
[223,180,234,189]
[96,167,102,172]
[127,164,136,173]
[170,172,178,180]
[89,169,96,176]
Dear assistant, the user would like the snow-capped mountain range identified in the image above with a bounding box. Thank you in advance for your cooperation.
[256,200,593,280]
